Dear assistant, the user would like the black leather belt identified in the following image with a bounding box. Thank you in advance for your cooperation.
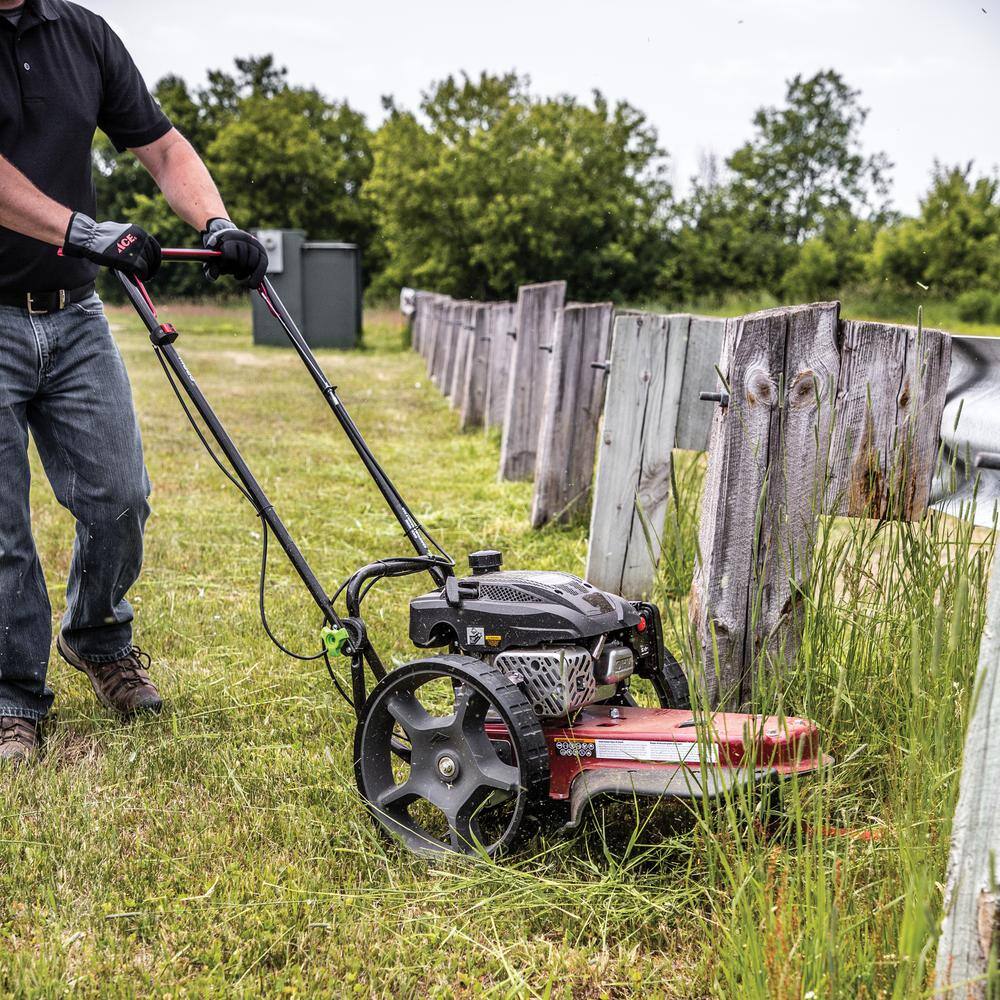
[0,283,96,315]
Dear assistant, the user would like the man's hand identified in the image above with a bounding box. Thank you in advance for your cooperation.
[63,212,161,280]
[201,218,268,288]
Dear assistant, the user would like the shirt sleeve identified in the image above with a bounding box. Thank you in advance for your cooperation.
[96,19,173,153]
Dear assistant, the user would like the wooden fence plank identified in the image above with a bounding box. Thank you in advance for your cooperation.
[439,300,463,400]
[484,302,516,431]
[751,304,841,684]
[531,303,614,528]
[499,281,567,481]
[691,304,951,707]
[675,315,726,452]
[689,307,793,706]
[459,304,491,430]
[585,312,688,598]
[411,290,430,356]
[935,542,1000,998]
[426,296,452,387]
[828,320,951,520]
[448,302,478,407]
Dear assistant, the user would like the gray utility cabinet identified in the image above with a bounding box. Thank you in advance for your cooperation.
[251,229,362,349]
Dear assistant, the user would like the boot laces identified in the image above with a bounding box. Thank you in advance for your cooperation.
[101,646,152,696]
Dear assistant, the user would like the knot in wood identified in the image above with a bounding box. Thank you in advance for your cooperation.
[789,369,818,408]
[744,366,776,407]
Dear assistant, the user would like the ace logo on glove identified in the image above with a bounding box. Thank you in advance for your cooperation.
[63,213,161,280]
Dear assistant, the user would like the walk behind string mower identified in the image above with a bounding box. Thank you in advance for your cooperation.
[118,251,829,857]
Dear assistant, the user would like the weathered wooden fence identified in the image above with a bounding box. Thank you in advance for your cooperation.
[690,304,951,707]
[499,281,567,481]
[584,312,725,597]
[410,292,954,703]
[531,302,615,528]
[936,539,1000,998]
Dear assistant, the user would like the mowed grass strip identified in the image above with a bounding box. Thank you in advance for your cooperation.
[0,301,994,998]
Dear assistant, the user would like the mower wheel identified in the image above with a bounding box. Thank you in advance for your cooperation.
[354,655,550,857]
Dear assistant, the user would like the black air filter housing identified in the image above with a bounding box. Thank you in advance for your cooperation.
[409,569,640,653]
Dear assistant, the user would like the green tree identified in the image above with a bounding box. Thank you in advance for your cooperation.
[93,56,374,299]
[660,71,891,303]
[659,165,791,303]
[207,88,373,249]
[728,69,892,243]
[368,73,670,301]
[868,163,1000,296]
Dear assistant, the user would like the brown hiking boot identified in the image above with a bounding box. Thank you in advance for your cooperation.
[57,634,163,716]
[0,717,40,764]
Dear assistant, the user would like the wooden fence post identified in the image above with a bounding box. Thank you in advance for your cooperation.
[532,303,614,528]
[585,312,690,598]
[411,290,428,355]
[690,304,951,708]
[935,543,1000,998]
[499,281,567,481]
[448,302,477,407]
[439,300,462,400]
[459,304,491,430]
[426,296,452,386]
[675,316,727,452]
[827,319,952,519]
[484,302,516,431]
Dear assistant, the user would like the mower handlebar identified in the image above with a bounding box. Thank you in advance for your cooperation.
[160,248,223,262]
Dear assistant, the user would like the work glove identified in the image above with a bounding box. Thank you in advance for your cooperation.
[201,218,268,288]
[62,212,161,280]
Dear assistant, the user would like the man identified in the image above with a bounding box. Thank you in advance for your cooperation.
[0,0,268,761]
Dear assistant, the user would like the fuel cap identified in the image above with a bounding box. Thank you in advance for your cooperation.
[468,550,503,575]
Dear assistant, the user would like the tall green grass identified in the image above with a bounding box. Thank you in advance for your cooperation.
[649,448,994,997]
[0,303,992,996]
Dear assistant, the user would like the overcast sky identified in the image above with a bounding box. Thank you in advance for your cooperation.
[91,0,999,214]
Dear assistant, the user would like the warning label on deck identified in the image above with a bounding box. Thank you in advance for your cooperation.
[554,739,596,758]
[593,739,718,764]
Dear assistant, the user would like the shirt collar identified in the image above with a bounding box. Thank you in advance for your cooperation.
[28,0,59,20]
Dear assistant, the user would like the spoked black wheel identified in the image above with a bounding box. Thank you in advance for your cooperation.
[354,655,550,857]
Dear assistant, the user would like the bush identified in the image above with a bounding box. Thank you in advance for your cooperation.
[782,238,839,301]
[955,288,1000,323]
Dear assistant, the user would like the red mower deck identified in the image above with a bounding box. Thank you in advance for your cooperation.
[489,705,830,828]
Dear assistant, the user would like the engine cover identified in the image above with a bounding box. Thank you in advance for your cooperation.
[493,646,596,718]
[409,568,640,654]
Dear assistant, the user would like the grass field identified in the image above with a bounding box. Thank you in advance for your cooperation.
[0,301,995,997]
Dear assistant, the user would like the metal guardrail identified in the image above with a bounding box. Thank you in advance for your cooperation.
[930,334,1000,528]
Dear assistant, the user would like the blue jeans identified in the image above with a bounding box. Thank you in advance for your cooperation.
[0,291,150,720]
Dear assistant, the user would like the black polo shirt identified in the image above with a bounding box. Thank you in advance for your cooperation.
[0,0,172,293]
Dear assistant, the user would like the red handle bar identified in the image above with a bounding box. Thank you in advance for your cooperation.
[161,248,222,261]
[132,247,281,323]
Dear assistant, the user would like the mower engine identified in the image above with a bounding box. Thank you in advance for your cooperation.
[408,549,679,718]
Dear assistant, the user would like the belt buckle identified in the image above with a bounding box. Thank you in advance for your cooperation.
[26,290,66,315]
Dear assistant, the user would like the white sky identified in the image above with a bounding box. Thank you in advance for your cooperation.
[90,0,1000,214]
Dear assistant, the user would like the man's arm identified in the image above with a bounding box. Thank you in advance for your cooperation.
[0,154,73,246]
[130,128,228,232]
[133,128,268,288]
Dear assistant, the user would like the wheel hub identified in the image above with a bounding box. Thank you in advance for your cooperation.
[436,752,459,781]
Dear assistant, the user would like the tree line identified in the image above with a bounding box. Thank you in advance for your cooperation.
[95,56,1000,320]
